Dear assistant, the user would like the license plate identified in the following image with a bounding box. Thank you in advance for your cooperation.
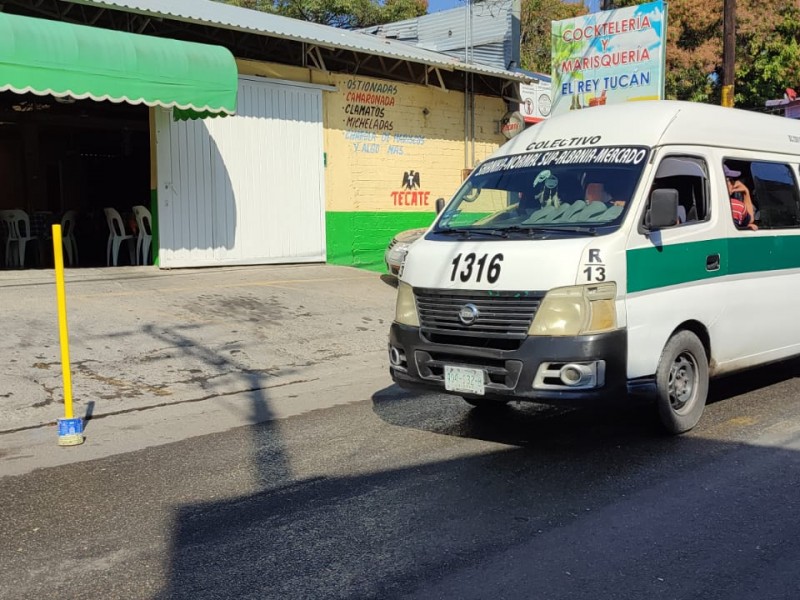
[444,365,486,395]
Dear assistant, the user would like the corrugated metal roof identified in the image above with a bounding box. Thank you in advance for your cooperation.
[362,1,512,71]
[68,0,531,82]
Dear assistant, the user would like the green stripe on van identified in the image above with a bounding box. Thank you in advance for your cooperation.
[627,235,800,293]
[728,235,800,274]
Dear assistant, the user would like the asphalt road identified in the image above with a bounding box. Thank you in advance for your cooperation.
[2,362,800,600]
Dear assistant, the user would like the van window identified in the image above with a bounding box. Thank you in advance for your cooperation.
[649,156,709,225]
[751,162,800,229]
[435,146,649,236]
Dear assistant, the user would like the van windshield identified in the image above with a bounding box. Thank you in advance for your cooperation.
[435,146,649,236]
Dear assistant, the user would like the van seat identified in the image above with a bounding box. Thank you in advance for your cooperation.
[592,204,623,221]
[569,202,607,222]
[550,200,586,222]
[524,205,556,223]
[536,203,569,223]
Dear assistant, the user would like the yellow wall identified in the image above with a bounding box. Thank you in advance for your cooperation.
[236,59,509,269]
[322,72,506,213]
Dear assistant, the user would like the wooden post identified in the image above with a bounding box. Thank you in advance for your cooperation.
[722,0,736,107]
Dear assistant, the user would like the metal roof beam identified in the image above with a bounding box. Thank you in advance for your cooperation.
[426,66,446,91]
[384,59,405,76]
[501,79,522,104]
[307,45,327,71]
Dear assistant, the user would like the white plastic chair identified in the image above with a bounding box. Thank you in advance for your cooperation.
[103,207,135,266]
[132,205,153,266]
[61,210,79,266]
[2,209,37,267]
[0,210,11,267]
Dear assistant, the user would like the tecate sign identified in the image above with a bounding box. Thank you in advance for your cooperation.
[501,111,525,139]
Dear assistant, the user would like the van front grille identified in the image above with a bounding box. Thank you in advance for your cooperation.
[414,288,544,341]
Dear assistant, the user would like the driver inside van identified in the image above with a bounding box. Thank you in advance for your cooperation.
[582,172,625,207]
[516,189,540,216]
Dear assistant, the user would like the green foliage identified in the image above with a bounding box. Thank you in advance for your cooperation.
[735,2,800,108]
[520,0,587,75]
[381,0,429,23]
[214,0,426,28]
[573,0,800,109]
[549,19,585,93]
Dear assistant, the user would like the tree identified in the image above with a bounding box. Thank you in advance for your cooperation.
[215,0,427,28]
[522,0,800,109]
[520,0,587,75]
[734,0,800,108]
[600,0,800,108]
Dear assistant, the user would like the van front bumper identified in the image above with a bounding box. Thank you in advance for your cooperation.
[389,323,629,405]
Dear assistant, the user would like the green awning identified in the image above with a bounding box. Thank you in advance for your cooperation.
[0,12,238,114]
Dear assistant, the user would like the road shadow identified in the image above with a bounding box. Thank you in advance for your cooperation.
[708,356,800,404]
[149,358,800,598]
[371,384,664,450]
[380,274,399,288]
[9,372,799,600]
[28,329,792,600]
[369,355,800,450]
[147,397,800,600]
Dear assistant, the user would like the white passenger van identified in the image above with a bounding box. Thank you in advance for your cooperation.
[389,100,800,433]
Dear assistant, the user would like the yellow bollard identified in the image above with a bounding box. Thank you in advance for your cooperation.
[52,224,84,446]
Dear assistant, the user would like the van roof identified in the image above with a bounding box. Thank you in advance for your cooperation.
[497,100,800,158]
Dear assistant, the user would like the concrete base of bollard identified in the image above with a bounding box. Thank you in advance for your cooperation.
[57,418,84,446]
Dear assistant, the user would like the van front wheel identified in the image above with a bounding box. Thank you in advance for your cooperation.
[655,330,708,434]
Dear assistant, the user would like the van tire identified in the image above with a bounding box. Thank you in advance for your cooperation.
[655,330,708,434]
[462,397,508,410]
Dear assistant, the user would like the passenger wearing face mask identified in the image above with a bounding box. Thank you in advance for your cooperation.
[724,164,758,231]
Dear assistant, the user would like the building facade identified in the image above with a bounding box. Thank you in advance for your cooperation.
[0,0,529,271]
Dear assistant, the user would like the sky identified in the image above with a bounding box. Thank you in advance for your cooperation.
[426,0,464,13]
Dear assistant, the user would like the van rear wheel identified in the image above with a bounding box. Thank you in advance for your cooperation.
[655,330,708,434]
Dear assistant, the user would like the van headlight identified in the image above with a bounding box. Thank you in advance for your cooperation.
[395,281,420,326]
[528,282,617,336]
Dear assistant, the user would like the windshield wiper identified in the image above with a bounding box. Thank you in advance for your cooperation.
[515,225,599,236]
[436,225,599,238]
[434,227,509,238]
[495,225,539,237]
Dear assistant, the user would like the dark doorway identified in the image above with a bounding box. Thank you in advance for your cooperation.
[0,92,150,268]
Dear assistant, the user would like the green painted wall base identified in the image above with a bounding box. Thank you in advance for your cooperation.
[326,211,437,272]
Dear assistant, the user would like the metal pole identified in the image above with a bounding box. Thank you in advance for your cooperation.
[468,0,474,167]
[52,224,84,446]
[464,0,469,168]
[722,0,736,107]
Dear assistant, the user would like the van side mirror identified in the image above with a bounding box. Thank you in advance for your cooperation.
[435,197,446,214]
[646,188,679,230]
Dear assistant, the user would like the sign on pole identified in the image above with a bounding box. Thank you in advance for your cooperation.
[550,1,667,118]
[519,78,552,124]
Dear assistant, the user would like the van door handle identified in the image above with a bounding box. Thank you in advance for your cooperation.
[706,254,720,271]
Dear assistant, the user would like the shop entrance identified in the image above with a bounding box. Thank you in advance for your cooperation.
[0,92,150,268]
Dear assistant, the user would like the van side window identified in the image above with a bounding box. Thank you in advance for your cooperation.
[650,156,709,225]
[750,162,800,229]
